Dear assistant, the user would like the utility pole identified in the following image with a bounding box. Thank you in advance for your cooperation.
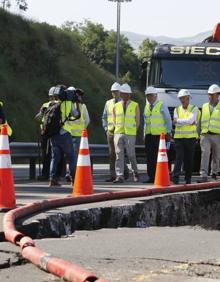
[108,0,132,82]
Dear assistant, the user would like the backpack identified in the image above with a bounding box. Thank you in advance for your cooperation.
[41,102,62,138]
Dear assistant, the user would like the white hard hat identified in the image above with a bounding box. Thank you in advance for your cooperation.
[120,83,132,94]
[177,89,191,98]
[145,86,157,95]
[48,86,55,96]
[208,84,220,94]
[67,86,76,91]
[111,82,120,91]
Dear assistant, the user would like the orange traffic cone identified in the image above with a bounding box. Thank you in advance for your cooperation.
[154,132,170,187]
[0,124,16,211]
[72,129,93,196]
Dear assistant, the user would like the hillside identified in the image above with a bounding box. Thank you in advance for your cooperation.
[0,9,134,143]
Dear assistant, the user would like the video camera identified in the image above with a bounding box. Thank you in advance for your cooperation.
[53,85,79,103]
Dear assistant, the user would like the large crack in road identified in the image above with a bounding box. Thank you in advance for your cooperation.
[0,249,28,269]
[17,189,220,239]
[2,188,220,281]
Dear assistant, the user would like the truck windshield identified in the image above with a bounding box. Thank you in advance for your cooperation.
[149,58,220,89]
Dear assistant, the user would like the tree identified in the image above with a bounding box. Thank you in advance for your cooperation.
[16,0,28,11]
[1,0,11,8]
[138,38,158,61]
[61,21,83,35]
[80,21,108,66]
[121,71,132,84]
[61,21,82,43]
[62,20,139,82]
[1,0,28,11]
[103,31,138,77]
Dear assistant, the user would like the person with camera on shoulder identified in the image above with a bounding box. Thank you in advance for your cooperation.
[44,85,80,187]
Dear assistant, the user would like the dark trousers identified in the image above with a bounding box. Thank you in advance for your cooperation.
[107,132,116,178]
[50,133,75,180]
[145,134,160,181]
[41,135,66,179]
[41,136,51,178]
[173,138,196,183]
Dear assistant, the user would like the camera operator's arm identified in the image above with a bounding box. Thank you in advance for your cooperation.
[34,105,46,123]
[83,104,90,128]
[70,102,81,120]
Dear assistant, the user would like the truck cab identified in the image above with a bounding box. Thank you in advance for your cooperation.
[146,43,220,116]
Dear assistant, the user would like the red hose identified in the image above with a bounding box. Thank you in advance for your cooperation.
[21,245,98,282]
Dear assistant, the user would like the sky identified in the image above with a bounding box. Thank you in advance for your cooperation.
[10,0,220,38]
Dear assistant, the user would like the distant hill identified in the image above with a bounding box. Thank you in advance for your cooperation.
[123,30,212,50]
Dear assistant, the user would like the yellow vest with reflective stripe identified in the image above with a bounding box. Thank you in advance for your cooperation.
[144,101,167,135]
[70,103,86,137]
[106,99,116,132]
[114,101,137,136]
[0,101,12,137]
[174,104,199,139]
[201,102,220,134]
[60,101,73,134]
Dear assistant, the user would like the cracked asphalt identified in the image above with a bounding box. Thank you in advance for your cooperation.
[1,165,220,281]
[2,227,220,281]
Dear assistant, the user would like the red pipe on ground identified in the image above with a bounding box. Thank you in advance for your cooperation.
[21,245,98,282]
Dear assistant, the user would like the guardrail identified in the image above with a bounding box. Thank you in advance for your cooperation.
[10,142,148,180]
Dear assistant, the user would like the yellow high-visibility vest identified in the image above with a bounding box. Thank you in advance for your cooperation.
[106,99,116,132]
[69,103,86,137]
[0,101,12,136]
[114,101,137,136]
[60,101,73,134]
[144,101,167,135]
[174,104,199,139]
[201,102,220,134]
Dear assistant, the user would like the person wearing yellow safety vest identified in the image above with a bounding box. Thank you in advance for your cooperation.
[173,89,200,185]
[0,101,12,138]
[144,86,172,183]
[198,84,220,183]
[113,83,140,183]
[102,82,129,182]
[66,86,90,182]
[49,85,80,187]
[34,86,58,180]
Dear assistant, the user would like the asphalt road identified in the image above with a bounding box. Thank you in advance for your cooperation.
[1,227,220,281]
[0,165,220,282]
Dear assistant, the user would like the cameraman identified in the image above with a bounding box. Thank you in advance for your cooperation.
[66,86,90,182]
[35,86,56,180]
[49,85,80,187]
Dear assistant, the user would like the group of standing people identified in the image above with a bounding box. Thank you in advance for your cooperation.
[103,82,220,185]
[35,81,220,186]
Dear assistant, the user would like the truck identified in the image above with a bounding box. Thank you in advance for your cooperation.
[142,24,220,171]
